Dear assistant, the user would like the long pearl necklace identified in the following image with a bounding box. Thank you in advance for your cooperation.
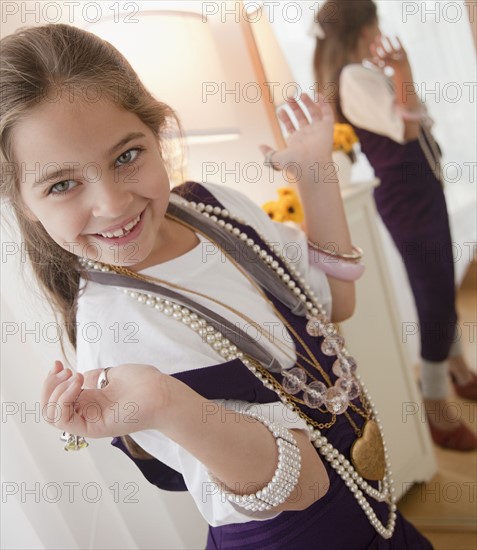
[117,290,397,538]
[82,196,397,539]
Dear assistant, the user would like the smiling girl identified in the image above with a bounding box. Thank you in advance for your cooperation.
[1,23,432,549]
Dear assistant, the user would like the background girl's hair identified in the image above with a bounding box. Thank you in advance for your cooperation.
[313,0,377,122]
[0,23,182,460]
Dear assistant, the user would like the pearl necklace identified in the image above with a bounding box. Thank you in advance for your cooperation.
[117,290,396,538]
[81,195,397,538]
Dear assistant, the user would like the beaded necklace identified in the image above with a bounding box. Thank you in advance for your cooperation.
[80,194,397,538]
[108,219,369,437]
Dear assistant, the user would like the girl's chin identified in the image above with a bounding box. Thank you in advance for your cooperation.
[79,242,149,268]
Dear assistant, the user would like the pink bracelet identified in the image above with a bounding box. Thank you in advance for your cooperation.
[395,105,426,121]
[308,248,365,281]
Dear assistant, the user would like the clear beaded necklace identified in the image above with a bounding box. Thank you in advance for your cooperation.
[81,194,397,539]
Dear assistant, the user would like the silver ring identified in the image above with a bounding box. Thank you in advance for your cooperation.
[97,367,112,389]
[264,150,280,171]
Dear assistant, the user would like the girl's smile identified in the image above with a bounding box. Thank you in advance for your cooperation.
[90,208,146,249]
[95,210,143,239]
[13,98,192,268]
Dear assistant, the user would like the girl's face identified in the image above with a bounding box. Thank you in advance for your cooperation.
[13,98,174,268]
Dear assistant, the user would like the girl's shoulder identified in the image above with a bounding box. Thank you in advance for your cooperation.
[339,63,404,144]
[173,182,268,223]
[172,181,288,243]
[340,62,389,87]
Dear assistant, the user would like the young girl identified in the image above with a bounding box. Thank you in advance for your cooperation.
[1,23,433,549]
[313,0,477,451]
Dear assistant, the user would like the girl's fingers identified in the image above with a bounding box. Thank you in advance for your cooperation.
[286,98,309,127]
[371,39,385,58]
[374,35,384,51]
[383,36,394,53]
[41,364,73,409]
[43,373,83,425]
[395,36,406,57]
[82,368,106,389]
[49,360,63,375]
[301,93,321,121]
[311,93,334,123]
[277,108,296,135]
[376,44,386,58]
[283,93,332,125]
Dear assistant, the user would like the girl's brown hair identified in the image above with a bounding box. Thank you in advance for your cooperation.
[313,0,378,122]
[0,23,181,459]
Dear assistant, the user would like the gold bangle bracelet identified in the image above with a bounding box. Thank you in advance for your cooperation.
[307,240,364,262]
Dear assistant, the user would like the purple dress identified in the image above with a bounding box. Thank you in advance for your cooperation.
[351,125,457,363]
[110,183,433,549]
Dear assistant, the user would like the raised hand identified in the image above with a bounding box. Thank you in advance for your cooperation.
[260,93,335,181]
[369,35,410,72]
[41,360,168,439]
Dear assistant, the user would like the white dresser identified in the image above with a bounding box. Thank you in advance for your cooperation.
[339,180,437,500]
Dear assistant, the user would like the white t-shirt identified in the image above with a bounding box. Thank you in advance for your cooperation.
[76,182,332,526]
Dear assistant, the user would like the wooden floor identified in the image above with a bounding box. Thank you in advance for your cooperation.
[397,261,477,550]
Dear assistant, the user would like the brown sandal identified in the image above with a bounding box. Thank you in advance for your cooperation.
[426,414,477,451]
[451,372,477,401]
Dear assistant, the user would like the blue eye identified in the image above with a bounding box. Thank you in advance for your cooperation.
[49,180,78,195]
[115,147,143,167]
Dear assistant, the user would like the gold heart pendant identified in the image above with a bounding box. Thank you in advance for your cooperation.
[350,420,385,480]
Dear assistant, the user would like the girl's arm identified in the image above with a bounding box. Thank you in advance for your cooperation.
[261,94,355,322]
[157,373,330,512]
[42,361,330,513]
[370,36,421,142]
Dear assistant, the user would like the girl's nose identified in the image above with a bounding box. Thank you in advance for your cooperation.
[90,179,133,219]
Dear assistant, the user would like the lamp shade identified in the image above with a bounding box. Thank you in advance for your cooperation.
[247,8,296,107]
[87,11,240,142]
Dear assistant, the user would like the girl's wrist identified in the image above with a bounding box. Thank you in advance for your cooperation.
[392,63,412,80]
[151,371,174,431]
[288,157,337,188]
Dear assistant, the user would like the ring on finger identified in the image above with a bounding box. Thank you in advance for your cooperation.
[97,367,112,389]
[264,150,280,171]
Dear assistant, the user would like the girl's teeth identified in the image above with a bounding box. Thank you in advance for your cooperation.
[99,214,140,238]
[124,218,138,231]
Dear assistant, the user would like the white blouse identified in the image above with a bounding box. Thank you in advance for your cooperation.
[76,182,332,526]
[340,62,407,144]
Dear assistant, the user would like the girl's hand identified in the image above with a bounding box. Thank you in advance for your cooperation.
[260,93,334,181]
[368,35,409,72]
[41,360,169,439]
